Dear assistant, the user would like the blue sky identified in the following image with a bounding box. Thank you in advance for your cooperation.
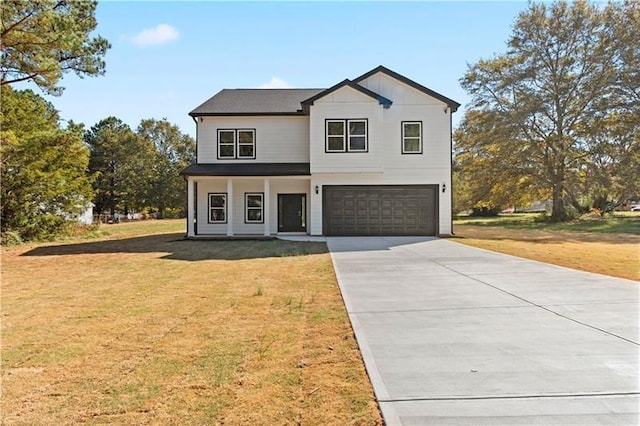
[18,1,529,137]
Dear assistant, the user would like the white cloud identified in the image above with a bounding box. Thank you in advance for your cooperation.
[130,24,179,47]
[259,77,293,89]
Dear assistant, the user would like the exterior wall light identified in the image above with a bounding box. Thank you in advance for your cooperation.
[442,183,446,193]
[315,185,319,194]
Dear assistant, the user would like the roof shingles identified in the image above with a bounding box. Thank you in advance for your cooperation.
[189,66,460,116]
[190,89,324,116]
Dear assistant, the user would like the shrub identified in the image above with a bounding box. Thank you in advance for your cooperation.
[1,231,23,246]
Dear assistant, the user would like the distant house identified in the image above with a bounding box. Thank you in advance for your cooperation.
[181,66,460,237]
[76,203,94,225]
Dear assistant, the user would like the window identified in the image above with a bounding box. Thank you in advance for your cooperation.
[325,119,368,152]
[237,130,255,158]
[326,120,345,152]
[217,129,255,159]
[402,121,422,154]
[218,130,235,158]
[208,193,227,223]
[245,193,264,223]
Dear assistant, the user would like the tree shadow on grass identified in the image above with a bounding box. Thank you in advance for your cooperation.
[21,233,328,261]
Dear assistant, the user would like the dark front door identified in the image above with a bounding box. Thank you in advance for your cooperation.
[278,194,306,232]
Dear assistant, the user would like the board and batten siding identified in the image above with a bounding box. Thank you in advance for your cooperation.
[309,86,384,174]
[197,116,310,163]
[308,73,453,236]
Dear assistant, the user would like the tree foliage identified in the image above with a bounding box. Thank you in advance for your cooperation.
[137,119,195,218]
[0,0,110,95]
[0,85,94,240]
[85,117,155,216]
[85,118,195,218]
[458,0,639,220]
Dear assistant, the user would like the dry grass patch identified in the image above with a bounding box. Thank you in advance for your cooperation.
[2,221,382,425]
[453,225,639,281]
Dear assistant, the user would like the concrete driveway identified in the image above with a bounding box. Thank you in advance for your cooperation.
[327,237,639,425]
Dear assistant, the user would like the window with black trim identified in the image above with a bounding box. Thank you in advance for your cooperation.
[245,193,264,223]
[402,121,422,154]
[208,193,227,223]
[217,129,256,159]
[326,119,368,152]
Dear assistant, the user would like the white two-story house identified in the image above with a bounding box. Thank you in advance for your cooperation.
[181,66,459,237]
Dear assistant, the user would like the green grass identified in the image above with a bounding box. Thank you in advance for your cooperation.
[454,212,640,234]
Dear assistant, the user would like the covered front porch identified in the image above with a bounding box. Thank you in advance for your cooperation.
[185,175,312,238]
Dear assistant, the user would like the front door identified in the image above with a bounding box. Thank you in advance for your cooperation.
[278,194,306,232]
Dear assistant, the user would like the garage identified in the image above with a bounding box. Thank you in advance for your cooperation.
[323,185,438,236]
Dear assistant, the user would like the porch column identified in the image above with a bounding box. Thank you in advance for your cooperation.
[187,177,195,237]
[263,179,270,236]
[226,178,234,236]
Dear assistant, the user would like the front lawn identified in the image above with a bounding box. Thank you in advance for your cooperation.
[1,220,382,424]
[453,214,639,281]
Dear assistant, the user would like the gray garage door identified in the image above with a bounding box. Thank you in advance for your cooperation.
[323,185,438,236]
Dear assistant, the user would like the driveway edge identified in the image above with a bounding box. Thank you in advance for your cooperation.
[328,248,402,425]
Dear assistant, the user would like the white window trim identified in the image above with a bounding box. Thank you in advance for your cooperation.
[217,129,256,159]
[326,119,368,153]
[217,130,236,159]
[348,119,368,152]
[208,193,227,223]
[402,121,422,154]
[237,129,256,159]
[326,120,346,152]
[245,193,264,224]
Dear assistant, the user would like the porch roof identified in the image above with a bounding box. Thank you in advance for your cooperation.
[180,163,311,177]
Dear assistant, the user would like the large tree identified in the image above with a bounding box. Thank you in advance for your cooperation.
[460,0,638,220]
[0,0,110,95]
[0,85,94,240]
[85,118,155,216]
[137,119,195,218]
[454,110,546,213]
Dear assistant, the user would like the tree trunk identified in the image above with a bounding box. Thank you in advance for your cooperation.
[550,178,566,222]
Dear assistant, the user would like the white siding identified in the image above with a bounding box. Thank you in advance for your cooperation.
[196,179,228,235]
[310,86,384,173]
[197,116,309,163]
[308,72,453,236]
[194,177,310,235]
[193,70,454,236]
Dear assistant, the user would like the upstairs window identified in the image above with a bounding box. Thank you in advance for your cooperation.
[218,130,235,158]
[402,121,422,154]
[326,119,368,153]
[217,129,256,159]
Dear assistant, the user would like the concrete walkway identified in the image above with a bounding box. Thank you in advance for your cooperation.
[327,237,639,425]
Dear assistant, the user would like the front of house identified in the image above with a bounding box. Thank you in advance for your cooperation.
[181,66,459,237]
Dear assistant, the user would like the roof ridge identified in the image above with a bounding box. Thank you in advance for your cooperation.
[225,88,326,91]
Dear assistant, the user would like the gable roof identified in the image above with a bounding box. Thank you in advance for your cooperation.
[190,89,324,116]
[189,66,459,116]
[353,65,461,112]
[300,79,393,111]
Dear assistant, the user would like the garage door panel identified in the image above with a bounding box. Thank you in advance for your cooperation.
[323,185,438,236]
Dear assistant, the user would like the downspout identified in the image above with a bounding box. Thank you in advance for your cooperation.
[449,105,455,237]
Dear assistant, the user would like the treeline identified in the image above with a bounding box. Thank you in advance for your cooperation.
[0,1,195,243]
[1,85,194,243]
[454,0,639,220]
